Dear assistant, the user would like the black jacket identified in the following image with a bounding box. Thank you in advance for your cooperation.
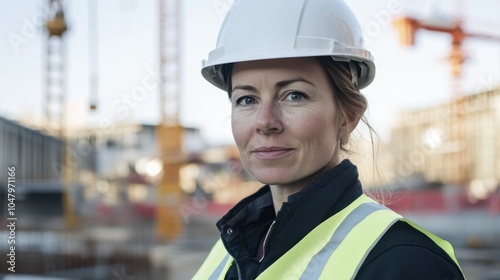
[216,160,464,279]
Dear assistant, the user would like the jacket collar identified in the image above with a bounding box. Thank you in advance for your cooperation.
[216,159,363,277]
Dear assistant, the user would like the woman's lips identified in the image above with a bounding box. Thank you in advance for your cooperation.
[252,147,293,159]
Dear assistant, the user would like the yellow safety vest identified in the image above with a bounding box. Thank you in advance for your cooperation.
[193,194,464,280]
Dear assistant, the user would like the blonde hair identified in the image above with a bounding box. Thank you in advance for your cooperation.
[316,56,375,152]
[316,57,390,203]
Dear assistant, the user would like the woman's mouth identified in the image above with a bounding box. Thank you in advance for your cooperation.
[252,147,294,159]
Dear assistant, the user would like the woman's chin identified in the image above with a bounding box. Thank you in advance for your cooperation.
[253,172,295,186]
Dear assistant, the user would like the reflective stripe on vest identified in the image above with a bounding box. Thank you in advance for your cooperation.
[192,194,464,280]
[193,239,233,280]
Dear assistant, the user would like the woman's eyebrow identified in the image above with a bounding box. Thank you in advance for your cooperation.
[231,84,257,94]
[275,77,315,89]
[231,77,315,94]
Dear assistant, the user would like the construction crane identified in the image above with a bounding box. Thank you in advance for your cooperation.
[44,0,184,237]
[393,1,500,186]
[156,0,184,241]
[44,0,79,228]
[45,0,67,134]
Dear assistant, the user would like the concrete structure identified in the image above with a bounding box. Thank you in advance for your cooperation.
[0,116,62,183]
[391,87,500,192]
[0,118,211,220]
[0,116,66,219]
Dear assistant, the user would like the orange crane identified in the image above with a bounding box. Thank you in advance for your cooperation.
[393,2,500,186]
[155,0,184,241]
[393,11,500,85]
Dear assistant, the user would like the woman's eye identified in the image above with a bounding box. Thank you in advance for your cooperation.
[286,91,306,101]
[235,96,256,106]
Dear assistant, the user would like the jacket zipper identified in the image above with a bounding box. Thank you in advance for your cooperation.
[233,220,276,279]
[258,220,276,263]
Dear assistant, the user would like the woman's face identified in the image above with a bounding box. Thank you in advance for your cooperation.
[231,57,346,189]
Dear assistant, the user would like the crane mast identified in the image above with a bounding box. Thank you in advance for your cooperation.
[45,0,78,228]
[45,0,67,135]
[159,0,181,126]
[156,0,184,241]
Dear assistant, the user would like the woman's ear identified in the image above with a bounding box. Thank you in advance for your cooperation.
[337,114,361,141]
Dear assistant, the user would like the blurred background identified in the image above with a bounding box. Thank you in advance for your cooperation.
[0,0,499,279]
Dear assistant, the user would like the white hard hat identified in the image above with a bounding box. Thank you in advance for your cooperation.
[201,0,375,90]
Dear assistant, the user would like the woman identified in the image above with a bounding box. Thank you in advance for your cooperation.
[194,0,465,279]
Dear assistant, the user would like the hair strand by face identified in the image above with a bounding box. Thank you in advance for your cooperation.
[316,56,368,152]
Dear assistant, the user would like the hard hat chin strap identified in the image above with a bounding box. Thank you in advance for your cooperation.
[349,61,359,87]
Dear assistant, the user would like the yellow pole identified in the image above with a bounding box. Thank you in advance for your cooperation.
[155,124,184,241]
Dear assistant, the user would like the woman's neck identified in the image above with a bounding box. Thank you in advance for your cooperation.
[269,184,303,214]
[268,160,340,214]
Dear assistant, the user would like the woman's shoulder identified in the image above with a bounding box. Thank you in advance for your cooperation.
[356,221,464,280]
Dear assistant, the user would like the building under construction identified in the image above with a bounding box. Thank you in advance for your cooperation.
[0,116,65,218]
[391,86,500,194]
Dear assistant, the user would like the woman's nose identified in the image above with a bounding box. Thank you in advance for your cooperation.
[255,102,283,135]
